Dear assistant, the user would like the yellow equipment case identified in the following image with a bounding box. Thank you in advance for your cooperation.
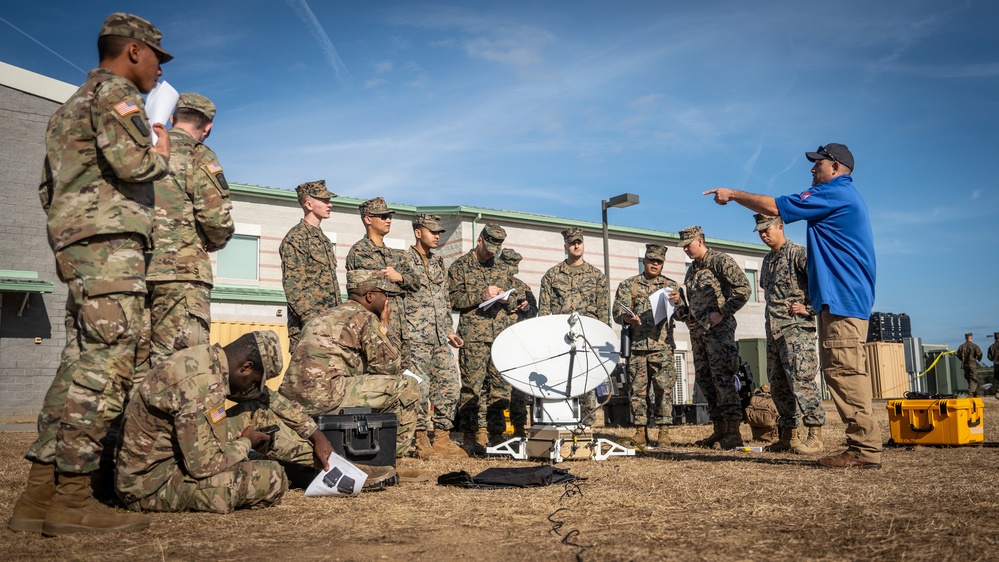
[886,397,984,446]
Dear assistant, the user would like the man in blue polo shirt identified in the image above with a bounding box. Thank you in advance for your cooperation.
[703,143,881,469]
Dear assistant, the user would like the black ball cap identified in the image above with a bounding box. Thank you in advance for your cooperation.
[805,143,854,171]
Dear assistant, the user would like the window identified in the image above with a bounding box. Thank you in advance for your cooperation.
[745,269,758,303]
[637,258,644,274]
[216,225,259,281]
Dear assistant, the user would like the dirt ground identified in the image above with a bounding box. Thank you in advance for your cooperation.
[3,401,998,562]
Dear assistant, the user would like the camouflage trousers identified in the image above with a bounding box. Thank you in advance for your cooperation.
[26,235,148,475]
[964,368,978,395]
[458,341,511,436]
[323,374,420,458]
[628,348,676,426]
[767,324,825,429]
[409,342,460,432]
[690,316,742,422]
[147,280,211,371]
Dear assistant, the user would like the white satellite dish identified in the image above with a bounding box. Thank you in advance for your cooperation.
[492,314,619,399]
[487,313,633,462]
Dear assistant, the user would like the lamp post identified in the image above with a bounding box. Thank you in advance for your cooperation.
[601,193,640,321]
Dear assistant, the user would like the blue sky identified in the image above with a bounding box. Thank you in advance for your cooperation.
[2,1,997,356]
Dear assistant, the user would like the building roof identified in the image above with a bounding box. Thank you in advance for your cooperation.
[0,62,76,103]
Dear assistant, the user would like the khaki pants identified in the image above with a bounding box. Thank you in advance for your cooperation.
[818,309,882,463]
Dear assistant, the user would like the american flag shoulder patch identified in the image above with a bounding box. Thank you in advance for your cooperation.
[114,99,140,117]
[206,162,223,174]
[209,404,227,424]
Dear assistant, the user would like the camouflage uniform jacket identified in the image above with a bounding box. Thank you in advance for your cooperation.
[508,275,538,322]
[147,127,234,283]
[345,236,419,341]
[279,300,402,415]
[674,248,750,330]
[404,246,453,346]
[447,250,518,343]
[760,240,815,337]
[957,342,983,370]
[989,342,999,364]
[280,220,343,339]
[39,68,169,252]
[538,261,610,325]
[613,273,680,351]
[117,343,318,505]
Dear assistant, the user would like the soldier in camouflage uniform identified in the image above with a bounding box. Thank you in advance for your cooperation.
[404,215,466,457]
[448,225,520,453]
[498,248,536,437]
[538,227,609,422]
[345,197,420,368]
[755,214,825,454]
[673,226,751,450]
[956,333,983,396]
[146,93,234,370]
[989,333,999,393]
[613,244,681,447]
[279,180,342,351]
[279,271,427,483]
[9,13,173,536]
[115,331,392,513]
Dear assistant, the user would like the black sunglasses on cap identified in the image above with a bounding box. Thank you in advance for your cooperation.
[815,146,839,163]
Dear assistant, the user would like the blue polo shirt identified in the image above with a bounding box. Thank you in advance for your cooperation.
[775,174,876,320]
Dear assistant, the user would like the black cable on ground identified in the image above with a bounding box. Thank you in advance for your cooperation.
[547,482,593,562]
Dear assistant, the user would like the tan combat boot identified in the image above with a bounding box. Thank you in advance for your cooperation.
[41,472,149,537]
[431,432,469,457]
[413,430,435,459]
[716,420,745,450]
[396,460,432,483]
[695,419,727,448]
[764,427,802,453]
[356,465,398,490]
[656,425,671,447]
[631,426,648,447]
[793,426,825,455]
[7,462,55,533]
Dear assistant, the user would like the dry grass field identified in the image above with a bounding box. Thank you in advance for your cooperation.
[3,401,998,562]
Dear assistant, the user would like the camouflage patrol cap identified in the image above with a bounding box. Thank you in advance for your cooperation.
[562,227,584,244]
[479,224,507,254]
[413,214,445,233]
[251,330,283,389]
[994,332,999,339]
[753,214,779,232]
[99,13,173,63]
[966,333,973,338]
[346,270,402,296]
[678,226,703,247]
[175,93,216,121]
[296,179,337,200]
[499,248,523,266]
[645,244,667,261]
[359,197,394,216]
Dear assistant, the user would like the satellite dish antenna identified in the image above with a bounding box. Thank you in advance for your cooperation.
[488,313,634,462]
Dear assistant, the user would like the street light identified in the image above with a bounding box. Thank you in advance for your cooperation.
[601,193,640,321]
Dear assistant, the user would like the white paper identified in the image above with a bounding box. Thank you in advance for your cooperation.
[303,451,367,497]
[478,288,516,310]
[649,288,675,325]
[402,369,423,384]
[616,302,636,318]
[145,80,179,145]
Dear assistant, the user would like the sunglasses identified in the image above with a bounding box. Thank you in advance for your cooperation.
[371,213,393,220]
[815,145,839,164]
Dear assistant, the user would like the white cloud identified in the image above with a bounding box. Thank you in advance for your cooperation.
[284,0,352,82]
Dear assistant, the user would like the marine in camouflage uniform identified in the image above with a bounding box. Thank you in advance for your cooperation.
[10,13,173,536]
[147,93,234,370]
[345,197,419,368]
[613,244,680,444]
[989,333,999,391]
[498,248,537,435]
[755,214,825,453]
[956,334,983,395]
[673,226,750,449]
[448,225,520,446]
[116,331,329,513]
[279,271,420,458]
[404,215,462,448]
[279,180,342,351]
[538,227,609,420]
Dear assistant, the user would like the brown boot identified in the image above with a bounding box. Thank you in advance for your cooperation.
[7,462,55,533]
[656,425,671,447]
[396,460,432,483]
[793,426,825,455]
[413,430,435,459]
[764,427,803,453]
[431,432,469,457]
[631,426,648,447]
[41,472,149,537]
[463,429,487,456]
[695,419,727,448]
[355,464,398,490]
[716,420,745,450]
